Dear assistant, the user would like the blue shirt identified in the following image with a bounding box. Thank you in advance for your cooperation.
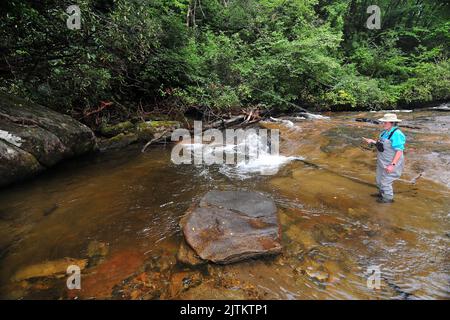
[379,127,406,151]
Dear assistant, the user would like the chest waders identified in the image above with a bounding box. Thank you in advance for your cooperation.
[376,129,404,200]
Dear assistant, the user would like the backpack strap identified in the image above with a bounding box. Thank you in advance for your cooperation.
[387,128,398,140]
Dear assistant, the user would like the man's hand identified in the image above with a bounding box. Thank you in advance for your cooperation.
[363,137,376,144]
[385,164,395,173]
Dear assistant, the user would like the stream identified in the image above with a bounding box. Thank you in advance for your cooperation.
[0,110,449,299]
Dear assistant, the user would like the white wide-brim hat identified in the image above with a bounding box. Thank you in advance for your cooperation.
[378,113,402,122]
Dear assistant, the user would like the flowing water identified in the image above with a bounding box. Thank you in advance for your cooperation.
[0,110,449,299]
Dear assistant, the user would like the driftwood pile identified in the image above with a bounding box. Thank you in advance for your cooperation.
[141,108,264,152]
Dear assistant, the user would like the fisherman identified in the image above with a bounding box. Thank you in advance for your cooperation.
[363,113,406,203]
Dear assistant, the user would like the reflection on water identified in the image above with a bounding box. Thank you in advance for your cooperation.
[0,110,449,299]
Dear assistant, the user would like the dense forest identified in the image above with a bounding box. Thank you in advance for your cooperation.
[1,0,449,125]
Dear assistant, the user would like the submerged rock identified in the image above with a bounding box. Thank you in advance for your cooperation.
[176,239,206,266]
[305,269,329,282]
[294,256,331,283]
[428,103,450,112]
[143,250,177,273]
[12,258,88,281]
[43,203,59,216]
[296,112,330,120]
[113,271,169,300]
[76,249,145,299]
[181,191,282,264]
[167,270,202,298]
[86,240,109,267]
[0,93,96,187]
[355,118,380,125]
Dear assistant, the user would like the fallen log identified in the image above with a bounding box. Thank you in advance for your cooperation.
[141,114,261,152]
[208,115,246,129]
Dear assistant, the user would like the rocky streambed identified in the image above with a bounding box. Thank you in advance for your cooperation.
[0,105,449,300]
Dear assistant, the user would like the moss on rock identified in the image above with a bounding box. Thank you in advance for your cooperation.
[135,122,155,141]
[146,120,180,129]
[99,121,134,137]
[98,133,138,151]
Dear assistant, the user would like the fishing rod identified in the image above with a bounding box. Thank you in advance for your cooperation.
[293,158,377,188]
[293,158,424,187]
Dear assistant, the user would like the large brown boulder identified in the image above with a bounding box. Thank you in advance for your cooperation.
[0,93,96,187]
[180,191,282,264]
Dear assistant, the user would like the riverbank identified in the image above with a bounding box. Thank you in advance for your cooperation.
[2,89,448,190]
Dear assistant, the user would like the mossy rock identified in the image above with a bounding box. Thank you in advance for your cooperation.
[146,120,180,130]
[135,121,180,141]
[99,120,180,142]
[143,113,171,121]
[98,133,138,151]
[99,121,134,137]
[135,122,156,141]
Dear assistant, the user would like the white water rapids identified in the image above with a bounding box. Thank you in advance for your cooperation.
[181,130,302,179]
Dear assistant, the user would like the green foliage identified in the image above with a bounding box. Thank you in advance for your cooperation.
[0,0,190,115]
[400,60,450,104]
[0,0,449,118]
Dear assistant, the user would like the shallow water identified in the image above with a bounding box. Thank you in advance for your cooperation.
[0,110,449,299]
